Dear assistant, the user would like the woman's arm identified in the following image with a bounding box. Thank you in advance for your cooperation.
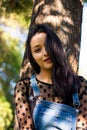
[76,76,87,130]
[14,79,34,130]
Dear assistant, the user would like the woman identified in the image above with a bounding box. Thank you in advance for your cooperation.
[14,24,87,130]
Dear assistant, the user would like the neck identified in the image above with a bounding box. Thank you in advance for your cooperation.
[36,69,52,84]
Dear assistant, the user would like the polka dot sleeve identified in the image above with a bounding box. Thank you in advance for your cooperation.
[14,79,34,130]
[76,76,87,130]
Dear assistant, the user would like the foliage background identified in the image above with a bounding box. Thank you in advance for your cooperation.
[0,0,87,129]
[0,0,33,129]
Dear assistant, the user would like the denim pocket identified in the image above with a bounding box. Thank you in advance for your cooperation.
[33,100,77,130]
[54,110,72,130]
[40,107,72,130]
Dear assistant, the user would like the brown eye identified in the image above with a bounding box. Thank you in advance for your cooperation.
[34,48,41,53]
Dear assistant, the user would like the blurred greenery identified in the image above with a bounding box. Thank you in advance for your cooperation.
[0,28,24,129]
[0,0,33,129]
[0,0,33,29]
[0,96,13,130]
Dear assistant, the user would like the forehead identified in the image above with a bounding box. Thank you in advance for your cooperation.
[30,32,46,46]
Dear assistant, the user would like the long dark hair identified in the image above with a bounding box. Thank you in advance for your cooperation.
[26,24,79,98]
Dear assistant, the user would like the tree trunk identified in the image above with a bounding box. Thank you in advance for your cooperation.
[20,0,83,79]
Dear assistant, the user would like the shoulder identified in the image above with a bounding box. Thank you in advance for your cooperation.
[77,75,87,96]
[78,75,87,84]
[77,75,87,90]
[14,78,30,94]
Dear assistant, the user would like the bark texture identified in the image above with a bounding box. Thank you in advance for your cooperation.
[20,0,83,79]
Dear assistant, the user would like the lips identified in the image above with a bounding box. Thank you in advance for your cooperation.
[44,58,52,62]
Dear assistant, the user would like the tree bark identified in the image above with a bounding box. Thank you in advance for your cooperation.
[20,0,83,79]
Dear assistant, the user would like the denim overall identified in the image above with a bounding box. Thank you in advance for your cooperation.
[29,75,80,130]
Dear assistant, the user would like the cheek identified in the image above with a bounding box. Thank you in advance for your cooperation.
[32,53,42,62]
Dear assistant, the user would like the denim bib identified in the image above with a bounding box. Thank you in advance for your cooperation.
[29,75,80,130]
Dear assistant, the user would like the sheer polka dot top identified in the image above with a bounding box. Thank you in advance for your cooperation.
[14,76,87,130]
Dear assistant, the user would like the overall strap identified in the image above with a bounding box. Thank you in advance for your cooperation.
[72,84,80,108]
[30,75,40,97]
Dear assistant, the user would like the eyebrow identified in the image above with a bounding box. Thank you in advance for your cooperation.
[31,44,41,50]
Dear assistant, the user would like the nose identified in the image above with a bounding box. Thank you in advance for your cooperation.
[43,47,48,56]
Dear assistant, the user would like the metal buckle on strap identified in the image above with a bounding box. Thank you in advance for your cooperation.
[30,75,40,97]
[73,93,80,109]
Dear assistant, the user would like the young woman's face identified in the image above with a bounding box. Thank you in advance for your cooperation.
[30,32,53,72]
